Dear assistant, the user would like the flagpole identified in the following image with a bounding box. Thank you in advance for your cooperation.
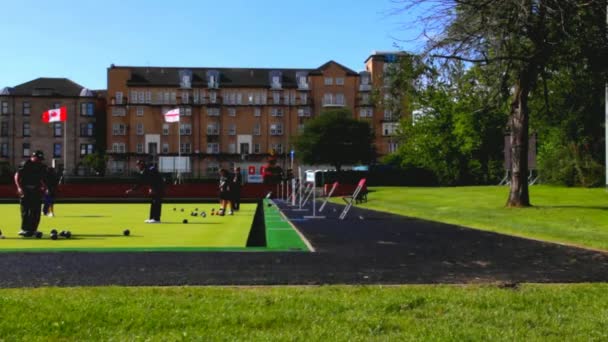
[63,119,67,178]
[178,120,181,184]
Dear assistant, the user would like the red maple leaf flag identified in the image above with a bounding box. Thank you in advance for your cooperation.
[41,107,67,123]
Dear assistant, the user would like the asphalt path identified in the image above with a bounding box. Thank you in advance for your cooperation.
[1,200,607,288]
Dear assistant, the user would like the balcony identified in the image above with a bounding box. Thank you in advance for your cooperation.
[297,82,309,90]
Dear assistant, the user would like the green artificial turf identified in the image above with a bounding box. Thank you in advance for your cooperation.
[264,199,311,251]
[0,203,256,251]
[1,284,608,340]
[338,185,608,251]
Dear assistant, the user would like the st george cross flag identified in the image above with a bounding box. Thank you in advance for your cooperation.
[41,107,67,123]
[164,108,180,122]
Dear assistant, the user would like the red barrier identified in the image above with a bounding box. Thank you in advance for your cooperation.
[0,183,274,199]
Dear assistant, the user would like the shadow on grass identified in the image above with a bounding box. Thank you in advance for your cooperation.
[534,205,608,211]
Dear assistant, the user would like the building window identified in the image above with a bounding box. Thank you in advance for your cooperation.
[23,102,31,115]
[109,160,126,173]
[136,143,144,153]
[162,143,169,153]
[207,108,219,116]
[23,123,30,137]
[0,122,8,136]
[1,143,8,157]
[115,92,123,104]
[80,144,94,156]
[270,123,283,136]
[336,77,345,85]
[145,91,152,103]
[207,123,219,135]
[254,107,261,117]
[112,123,126,135]
[112,143,126,153]
[228,108,236,116]
[359,108,373,118]
[53,123,62,137]
[324,77,333,85]
[182,107,192,116]
[136,107,144,116]
[253,122,261,136]
[270,108,283,117]
[53,143,62,158]
[207,143,219,154]
[53,103,61,109]
[388,141,399,153]
[323,93,333,105]
[162,124,169,136]
[228,143,236,154]
[253,143,261,154]
[300,93,307,105]
[112,108,126,116]
[271,143,283,154]
[206,162,219,176]
[298,123,305,133]
[22,143,30,157]
[1,101,8,115]
[273,92,280,104]
[80,102,94,116]
[182,92,189,104]
[209,91,217,104]
[180,143,192,154]
[236,93,242,104]
[228,124,236,136]
[336,93,345,106]
[180,123,192,135]
[136,123,144,135]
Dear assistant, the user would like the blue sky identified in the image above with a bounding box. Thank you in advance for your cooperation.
[0,0,421,90]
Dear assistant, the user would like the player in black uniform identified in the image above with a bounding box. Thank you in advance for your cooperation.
[14,150,48,236]
[125,159,165,223]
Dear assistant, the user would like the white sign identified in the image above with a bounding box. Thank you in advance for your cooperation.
[305,171,315,183]
[247,175,263,183]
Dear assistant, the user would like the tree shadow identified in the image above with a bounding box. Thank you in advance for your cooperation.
[534,205,608,211]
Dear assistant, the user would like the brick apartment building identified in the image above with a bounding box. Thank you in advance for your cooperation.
[106,51,403,177]
[0,78,105,175]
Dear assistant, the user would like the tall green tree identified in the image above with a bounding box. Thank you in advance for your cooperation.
[386,63,507,185]
[293,109,374,171]
[392,0,608,206]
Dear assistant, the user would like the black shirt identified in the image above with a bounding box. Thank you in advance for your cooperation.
[132,164,165,195]
[17,160,47,191]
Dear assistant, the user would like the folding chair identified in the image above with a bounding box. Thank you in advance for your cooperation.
[339,178,366,220]
[318,181,339,212]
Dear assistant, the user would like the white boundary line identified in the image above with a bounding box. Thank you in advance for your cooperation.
[268,199,316,253]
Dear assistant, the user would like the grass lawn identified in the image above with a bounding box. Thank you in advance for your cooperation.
[344,185,608,251]
[0,203,256,251]
[1,284,608,340]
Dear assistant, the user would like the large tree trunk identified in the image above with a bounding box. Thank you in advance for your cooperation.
[506,68,533,207]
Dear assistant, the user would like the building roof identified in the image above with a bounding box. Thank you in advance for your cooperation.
[8,78,94,97]
[364,51,411,64]
[115,60,360,88]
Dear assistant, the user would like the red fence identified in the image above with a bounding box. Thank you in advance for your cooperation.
[0,183,275,199]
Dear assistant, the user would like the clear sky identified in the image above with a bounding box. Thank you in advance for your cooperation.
[0,0,420,90]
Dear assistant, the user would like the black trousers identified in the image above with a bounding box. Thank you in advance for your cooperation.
[20,192,42,232]
[232,190,241,210]
[149,195,162,221]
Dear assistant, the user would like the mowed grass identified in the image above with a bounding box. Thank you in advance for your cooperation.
[1,284,608,340]
[345,185,608,251]
[0,203,256,251]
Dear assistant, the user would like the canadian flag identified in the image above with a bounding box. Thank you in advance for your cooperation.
[42,107,67,123]
[164,108,180,123]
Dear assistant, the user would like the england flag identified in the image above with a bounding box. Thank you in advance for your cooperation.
[164,108,180,122]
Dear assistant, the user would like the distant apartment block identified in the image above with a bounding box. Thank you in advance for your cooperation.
[0,78,105,175]
[107,51,404,176]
